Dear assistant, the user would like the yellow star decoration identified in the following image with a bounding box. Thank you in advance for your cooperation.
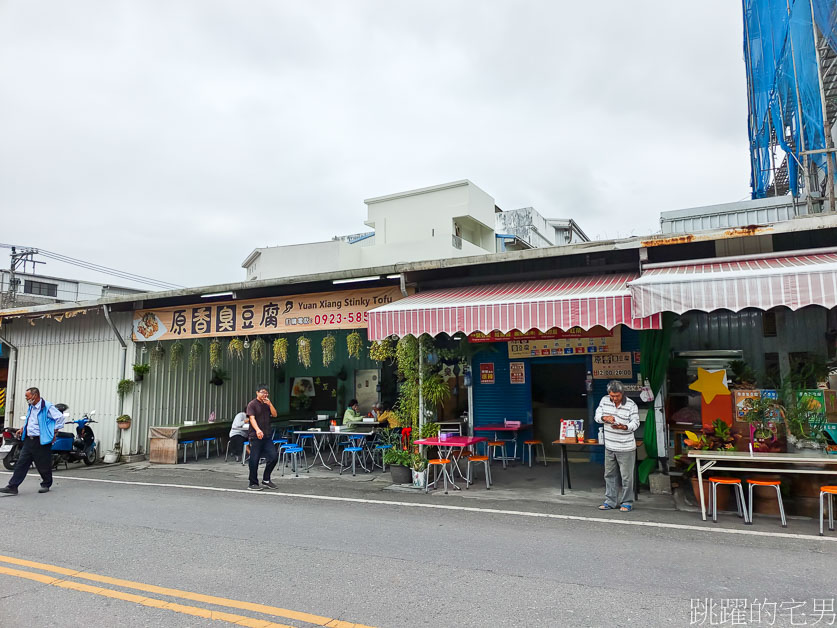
[689,367,730,404]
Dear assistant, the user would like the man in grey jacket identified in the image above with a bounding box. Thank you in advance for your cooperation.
[594,380,639,512]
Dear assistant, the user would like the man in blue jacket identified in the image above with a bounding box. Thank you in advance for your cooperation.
[0,387,65,495]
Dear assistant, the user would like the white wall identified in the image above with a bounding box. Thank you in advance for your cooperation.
[246,241,343,280]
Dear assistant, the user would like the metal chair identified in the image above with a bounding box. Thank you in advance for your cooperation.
[746,478,786,528]
[709,477,750,524]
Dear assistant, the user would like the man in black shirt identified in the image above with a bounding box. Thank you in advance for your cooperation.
[246,385,278,490]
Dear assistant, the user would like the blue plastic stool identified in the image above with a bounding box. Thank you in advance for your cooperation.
[281,446,307,477]
[202,437,220,459]
[178,440,198,463]
[340,446,366,476]
[373,444,393,471]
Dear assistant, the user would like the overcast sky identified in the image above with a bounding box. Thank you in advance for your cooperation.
[0,1,749,291]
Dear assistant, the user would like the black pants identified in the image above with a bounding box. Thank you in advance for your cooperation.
[248,436,278,486]
[230,435,247,457]
[9,437,53,489]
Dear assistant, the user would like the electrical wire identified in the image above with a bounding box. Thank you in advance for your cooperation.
[0,242,183,290]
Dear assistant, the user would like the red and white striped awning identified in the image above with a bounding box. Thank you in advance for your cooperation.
[629,250,837,318]
[367,273,662,340]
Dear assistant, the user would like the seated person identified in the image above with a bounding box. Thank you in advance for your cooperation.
[342,399,363,432]
[370,403,381,419]
[229,411,249,461]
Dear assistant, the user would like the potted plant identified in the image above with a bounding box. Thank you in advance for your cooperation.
[411,454,428,489]
[742,396,785,453]
[676,419,737,512]
[132,363,150,382]
[117,379,134,398]
[116,415,132,430]
[383,447,413,484]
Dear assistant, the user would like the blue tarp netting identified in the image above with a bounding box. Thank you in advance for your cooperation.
[743,0,831,198]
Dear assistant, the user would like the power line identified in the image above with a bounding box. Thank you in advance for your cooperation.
[0,243,184,290]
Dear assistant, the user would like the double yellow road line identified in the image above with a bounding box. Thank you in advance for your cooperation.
[0,554,374,628]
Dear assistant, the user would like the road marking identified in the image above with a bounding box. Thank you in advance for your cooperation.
[2,470,835,543]
[0,554,375,628]
[0,564,294,627]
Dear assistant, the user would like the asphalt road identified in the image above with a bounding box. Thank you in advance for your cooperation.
[0,467,835,627]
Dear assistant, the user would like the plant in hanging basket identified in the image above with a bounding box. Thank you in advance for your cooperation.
[209,339,222,369]
[209,368,230,386]
[116,414,132,429]
[170,340,184,370]
[132,363,150,382]
[117,379,134,397]
[150,342,165,365]
[322,335,336,368]
[297,336,311,369]
[228,338,245,360]
[369,337,396,362]
[273,337,288,366]
[188,341,204,372]
[250,337,266,364]
[347,331,363,359]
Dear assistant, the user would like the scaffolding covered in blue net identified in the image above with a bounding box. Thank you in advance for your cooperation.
[743,0,834,199]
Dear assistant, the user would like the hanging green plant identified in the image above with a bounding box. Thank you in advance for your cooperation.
[369,337,396,362]
[150,342,165,365]
[117,379,134,397]
[188,341,204,372]
[169,340,184,370]
[347,331,363,359]
[322,334,336,368]
[251,337,266,364]
[297,336,311,369]
[209,339,222,369]
[228,338,245,360]
[273,337,288,367]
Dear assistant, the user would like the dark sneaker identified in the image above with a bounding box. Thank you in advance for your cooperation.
[0,486,18,495]
[38,487,50,494]
[261,481,277,489]
[247,484,262,491]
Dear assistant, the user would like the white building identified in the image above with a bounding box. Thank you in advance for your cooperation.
[242,180,588,281]
[0,270,143,309]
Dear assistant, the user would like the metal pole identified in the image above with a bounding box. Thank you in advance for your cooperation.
[787,0,815,213]
[418,337,424,456]
[809,0,834,211]
[103,305,128,452]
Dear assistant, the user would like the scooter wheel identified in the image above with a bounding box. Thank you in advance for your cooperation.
[83,446,97,466]
[2,445,19,470]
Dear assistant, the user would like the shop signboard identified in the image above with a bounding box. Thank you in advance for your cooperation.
[473,325,617,343]
[509,362,525,384]
[131,286,403,341]
[506,326,621,359]
[479,363,495,385]
[591,352,633,379]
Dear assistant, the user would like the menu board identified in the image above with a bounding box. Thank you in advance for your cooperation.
[509,362,526,384]
[591,353,633,379]
[508,326,621,359]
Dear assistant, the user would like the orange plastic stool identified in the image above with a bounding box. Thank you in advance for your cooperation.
[523,440,547,468]
[427,458,451,494]
[466,455,491,489]
[708,477,749,524]
[487,441,507,469]
[820,486,837,536]
[746,479,786,527]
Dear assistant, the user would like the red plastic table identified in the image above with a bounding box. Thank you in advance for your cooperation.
[473,424,533,462]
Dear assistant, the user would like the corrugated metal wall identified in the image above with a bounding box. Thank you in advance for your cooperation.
[669,307,829,375]
[3,310,133,456]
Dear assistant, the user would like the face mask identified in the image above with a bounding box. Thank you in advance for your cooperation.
[27,398,36,406]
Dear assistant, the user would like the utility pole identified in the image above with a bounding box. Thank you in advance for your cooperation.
[4,247,41,309]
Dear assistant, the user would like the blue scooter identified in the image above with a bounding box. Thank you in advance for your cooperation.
[52,405,98,469]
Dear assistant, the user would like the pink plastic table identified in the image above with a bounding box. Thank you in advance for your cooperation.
[414,436,488,489]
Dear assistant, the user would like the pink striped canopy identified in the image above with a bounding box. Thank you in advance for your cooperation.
[629,251,837,318]
[367,273,662,340]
